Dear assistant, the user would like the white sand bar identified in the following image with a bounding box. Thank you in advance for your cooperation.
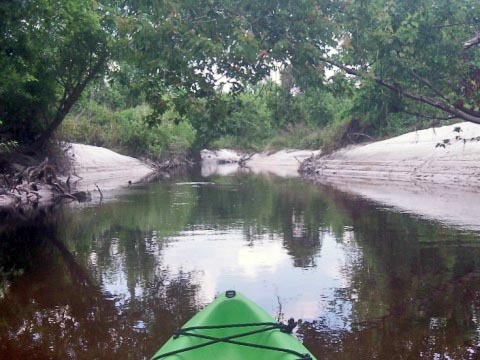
[312,122,480,187]
[201,149,320,177]
[308,122,480,231]
[69,143,154,192]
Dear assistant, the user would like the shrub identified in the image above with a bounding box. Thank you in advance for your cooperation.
[60,103,196,160]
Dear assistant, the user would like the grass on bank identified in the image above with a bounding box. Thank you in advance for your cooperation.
[59,103,196,161]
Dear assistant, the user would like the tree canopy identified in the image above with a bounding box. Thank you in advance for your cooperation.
[0,0,111,148]
[118,0,480,123]
[1,0,479,150]
[326,0,480,124]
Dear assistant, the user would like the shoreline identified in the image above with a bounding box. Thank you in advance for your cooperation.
[200,148,320,177]
[4,123,480,232]
[68,143,155,195]
[0,143,156,211]
[301,122,480,188]
[299,122,480,232]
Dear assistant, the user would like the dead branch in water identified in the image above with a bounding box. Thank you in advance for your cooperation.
[146,156,195,172]
[1,158,91,212]
[239,153,255,168]
[95,183,103,200]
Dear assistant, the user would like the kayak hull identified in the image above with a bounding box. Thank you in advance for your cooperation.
[151,291,316,360]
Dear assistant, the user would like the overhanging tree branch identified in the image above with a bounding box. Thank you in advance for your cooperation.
[319,56,480,125]
[402,110,457,121]
[410,70,448,101]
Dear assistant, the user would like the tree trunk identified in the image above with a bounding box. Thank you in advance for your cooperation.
[30,56,107,150]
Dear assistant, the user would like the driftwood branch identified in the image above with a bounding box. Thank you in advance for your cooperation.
[95,183,103,200]
[1,158,92,211]
[66,176,71,192]
[464,32,480,50]
[152,157,193,171]
[239,153,255,167]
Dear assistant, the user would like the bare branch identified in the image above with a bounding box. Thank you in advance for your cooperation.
[455,105,480,117]
[239,153,255,168]
[410,71,448,100]
[95,183,103,200]
[32,52,108,149]
[318,57,480,125]
[433,21,472,29]
[464,32,480,50]
[349,132,377,140]
[402,110,457,121]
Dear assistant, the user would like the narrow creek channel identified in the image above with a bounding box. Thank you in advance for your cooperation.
[1,169,480,359]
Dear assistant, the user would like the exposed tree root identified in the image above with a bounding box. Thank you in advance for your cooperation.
[146,156,194,171]
[239,153,255,168]
[0,157,91,212]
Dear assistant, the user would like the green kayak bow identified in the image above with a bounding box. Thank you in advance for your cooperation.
[151,290,316,360]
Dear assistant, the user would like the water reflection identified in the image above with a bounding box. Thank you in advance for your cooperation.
[1,173,480,359]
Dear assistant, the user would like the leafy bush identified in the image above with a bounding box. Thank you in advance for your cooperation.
[115,107,196,159]
[0,120,18,155]
[298,88,340,127]
[60,103,196,160]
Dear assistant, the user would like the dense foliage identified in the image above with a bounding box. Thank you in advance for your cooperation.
[61,100,196,160]
[0,0,111,149]
[1,0,479,157]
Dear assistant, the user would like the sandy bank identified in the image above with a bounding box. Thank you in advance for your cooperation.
[316,178,480,231]
[302,122,480,231]
[201,149,320,177]
[306,122,480,188]
[0,144,155,211]
[69,143,154,192]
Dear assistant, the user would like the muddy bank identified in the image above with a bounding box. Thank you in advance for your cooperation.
[201,149,320,177]
[302,122,480,187]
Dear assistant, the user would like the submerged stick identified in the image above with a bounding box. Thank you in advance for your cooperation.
[95,183,103,200]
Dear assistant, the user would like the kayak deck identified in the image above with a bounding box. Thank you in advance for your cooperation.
[151,290,316,360]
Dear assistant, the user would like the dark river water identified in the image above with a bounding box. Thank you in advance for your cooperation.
[1,171,480,359]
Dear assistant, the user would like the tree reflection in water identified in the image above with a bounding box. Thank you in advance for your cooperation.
[1,174,480,359]
[298,190,480,359]
[0,216,200,359]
